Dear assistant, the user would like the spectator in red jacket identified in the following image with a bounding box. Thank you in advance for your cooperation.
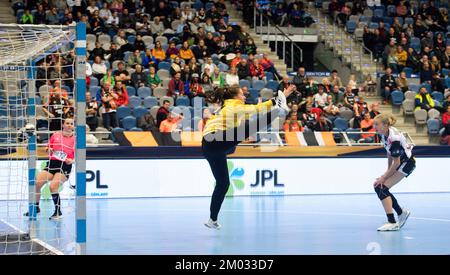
[168,72,185,98]
[250,59,265,81]
[113,81,129,107]
[259,53,282,80]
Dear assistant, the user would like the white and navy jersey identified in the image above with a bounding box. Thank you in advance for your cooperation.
[381,127,413,162]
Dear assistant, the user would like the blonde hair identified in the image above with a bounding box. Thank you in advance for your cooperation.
[374,113,396,127]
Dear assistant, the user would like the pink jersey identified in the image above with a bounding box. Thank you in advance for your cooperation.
[48,132,75,162]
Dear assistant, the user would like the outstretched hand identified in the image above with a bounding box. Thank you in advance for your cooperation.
[283,84,296,98]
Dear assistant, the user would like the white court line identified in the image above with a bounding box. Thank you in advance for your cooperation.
[0,219,64,255]
[87,207,450,223]
[220,209,450,223]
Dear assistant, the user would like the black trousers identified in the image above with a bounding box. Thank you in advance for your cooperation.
[202,109,278,221]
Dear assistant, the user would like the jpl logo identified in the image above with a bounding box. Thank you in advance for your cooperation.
[251,170,284,187]
[220,161,284,197]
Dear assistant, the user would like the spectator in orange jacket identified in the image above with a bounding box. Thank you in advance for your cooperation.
[159,112,183,133]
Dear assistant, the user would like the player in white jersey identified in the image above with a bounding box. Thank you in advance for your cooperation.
[373,114,415,231]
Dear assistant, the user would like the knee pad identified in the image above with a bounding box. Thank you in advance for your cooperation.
[374,185,391,200]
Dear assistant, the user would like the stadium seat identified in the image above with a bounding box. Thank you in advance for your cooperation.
[414,109,428,125]
[133,106,148,119]
[158,61,171,71]
[121,115,137,130]
[427,118,440,135]
[333,117,349,131]
[402,99,415,115]
[239,79,250,88]
[252,80,265,90]
[137,87,152,99]
[390,90,404,106]
[126,86,136,97]
[117,106,132,120]
[176,96,190,106]
[128,96,141,109]
[428,108,441,119]
[265,80,278,91]
[431,91,444,103]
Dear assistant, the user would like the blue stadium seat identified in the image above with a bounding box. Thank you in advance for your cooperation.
[128,95,141,109]
[89,86,101,97]
[239,79,250,88]
[446,78,450,88]
[193,1,204,10]
[368,22,378,30]
[345,128,361,141]
[126,86,136,96]
[431,91,444,103]
[346,21,357,34]
[111,127,124,142]
[265,80,279,91]
[0,116,7,129]
[9,106,26,118]
[90,77,99,87]
[442,68,449,77]
[390,90,405,106]
[158,61,171,71]
[133,106,148,119]
[409,84,420,92]
[0,106,6,117]
[404,17,414,25]
[127,35,136,44]
[402,67,413,77]
[249,88,260,100]
[218,62,229,72]
[143,96,158,108]
[117,106,132,120]
[374,8,384,18]
[175,96,190,106]
[333,117,349,131]
[121,116,137,130]
[137,87,152,98]
[252,79,265,90]
[13,117,27,129]
[130,127,143,131]
[427,118,440,135]
[123,51,132,62]
[387,5,396,16]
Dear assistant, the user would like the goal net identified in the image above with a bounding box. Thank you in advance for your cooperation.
[0,23,86,255]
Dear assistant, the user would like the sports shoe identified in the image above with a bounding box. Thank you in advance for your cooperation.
[24,206,40,216]
[204,218,221,230]
[377,222,400,231]
[49,209,63,220]
[275,90,290,113]
[397,208,410,228]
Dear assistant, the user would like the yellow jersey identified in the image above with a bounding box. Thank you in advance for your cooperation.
[203,99,274,136]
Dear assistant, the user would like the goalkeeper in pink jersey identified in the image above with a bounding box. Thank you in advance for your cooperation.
[25,118,75,220]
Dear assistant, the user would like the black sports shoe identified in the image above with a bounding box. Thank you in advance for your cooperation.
[24,206,40,216]
[49,209,63,220]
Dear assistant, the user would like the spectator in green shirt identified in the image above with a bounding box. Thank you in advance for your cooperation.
[21,9,34,24]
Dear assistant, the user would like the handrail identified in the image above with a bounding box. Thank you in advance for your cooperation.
[254,5,304,65]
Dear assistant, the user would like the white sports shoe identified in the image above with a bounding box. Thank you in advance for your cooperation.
[397,208,411,228]
[377,222,400,231]
[275,90,290,113]
[204,218,221,230]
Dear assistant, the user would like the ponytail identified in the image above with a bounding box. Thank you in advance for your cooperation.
[205,85,241,105]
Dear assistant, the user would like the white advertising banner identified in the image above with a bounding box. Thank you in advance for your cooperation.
[1,158,449,199]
